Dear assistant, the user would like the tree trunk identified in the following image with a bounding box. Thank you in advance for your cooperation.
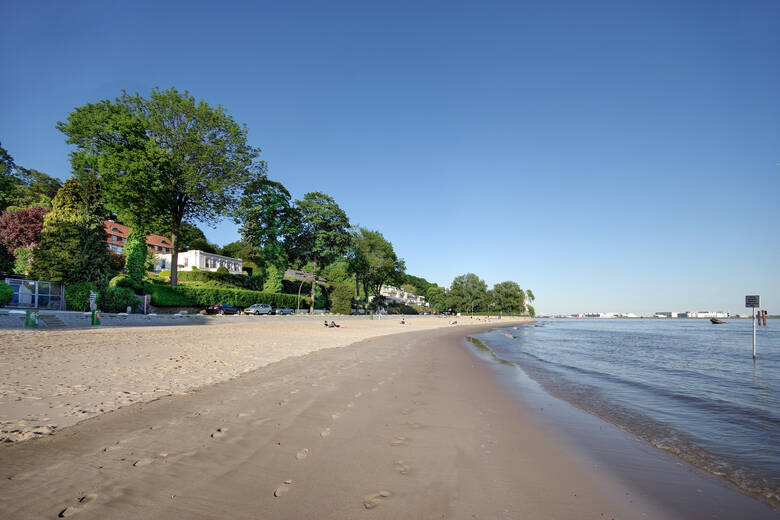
[170,218,180,287]
[309,257,317,314]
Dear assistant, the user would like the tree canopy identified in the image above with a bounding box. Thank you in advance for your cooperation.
[57,87,262,285]
[295,192,351,312]
[447,273,488,313]
[236,175,301,267]
[348,227,405,303]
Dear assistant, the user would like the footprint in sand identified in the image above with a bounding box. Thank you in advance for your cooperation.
[354,392,362,398]
[133,457,154,467]
[320,427,331,438]
[371,387,379,392]
[277,399,288,406]
[211,427,228,439]
[238,411,254,418]
[346,401,355,408]
[289,389,299,395]
[58,493,98,517]
[390,436,407,446]
[296,448,310,460]
[363,490,392,509]
[331,412,341,420]
[394,460,411,475]
[274,479,293,497]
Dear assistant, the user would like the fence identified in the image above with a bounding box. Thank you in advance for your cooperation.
[2,277,65,310]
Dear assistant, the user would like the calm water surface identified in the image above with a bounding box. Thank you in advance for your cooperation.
[475,318,779,506]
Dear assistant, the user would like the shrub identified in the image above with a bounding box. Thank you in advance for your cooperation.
[99,286,139,313]
[0,281,13,307]
[330,283,353,315]
[215,265,229,274]
[263,265,282,293]
[65,281,98,311]
[158,269,171,277]
[149,284,307,309]
[123,231,146,285]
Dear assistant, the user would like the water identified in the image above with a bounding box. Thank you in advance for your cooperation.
[473,318,780,507]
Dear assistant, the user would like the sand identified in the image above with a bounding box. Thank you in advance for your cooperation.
[0,315,515,443]
[1,318,776,519]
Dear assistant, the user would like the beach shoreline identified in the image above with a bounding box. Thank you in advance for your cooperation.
[1,320,776,518]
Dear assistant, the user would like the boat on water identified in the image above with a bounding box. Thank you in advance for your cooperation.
[710,318,726,324]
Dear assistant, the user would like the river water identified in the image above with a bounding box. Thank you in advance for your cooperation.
[473,318,779,507]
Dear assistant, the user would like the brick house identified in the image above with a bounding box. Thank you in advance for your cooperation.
[104,220,174,255]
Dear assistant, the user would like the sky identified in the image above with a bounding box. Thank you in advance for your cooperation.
[1,0,778,315]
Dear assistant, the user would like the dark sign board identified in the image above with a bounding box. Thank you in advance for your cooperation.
[745,295,760,308]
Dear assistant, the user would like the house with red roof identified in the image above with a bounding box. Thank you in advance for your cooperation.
[104,220,175,255]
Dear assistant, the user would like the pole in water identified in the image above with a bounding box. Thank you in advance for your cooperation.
[753,307,757,360]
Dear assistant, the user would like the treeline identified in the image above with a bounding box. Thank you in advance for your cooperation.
[0,87,535,315]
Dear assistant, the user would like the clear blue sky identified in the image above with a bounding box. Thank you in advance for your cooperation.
[1,0,778,315]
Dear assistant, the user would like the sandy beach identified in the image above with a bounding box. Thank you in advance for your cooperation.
[1,317,777,519]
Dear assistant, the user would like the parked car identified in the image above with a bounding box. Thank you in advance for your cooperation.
[275,307,293,315]
[244,303,274,315]
[205,304,241,315]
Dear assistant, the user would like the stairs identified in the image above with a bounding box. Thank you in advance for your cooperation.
[39,314,66,329]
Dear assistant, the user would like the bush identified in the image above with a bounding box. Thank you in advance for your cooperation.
[99,286,139,313]
[0,281,13,307]
[124,231,147,285]
[330,283,353,315]
[109,274,141,291]
[158,269,171,277]
[149,284,307,309]
[215,265,229,274]
[65,281,98,311]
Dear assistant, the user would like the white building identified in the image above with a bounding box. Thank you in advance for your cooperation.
[154,250,243,275]
[378,285,428,307]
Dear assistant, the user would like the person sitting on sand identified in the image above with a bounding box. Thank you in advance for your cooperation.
[400,318,406,325]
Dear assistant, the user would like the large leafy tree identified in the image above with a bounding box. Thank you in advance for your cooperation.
[425,285,447,312]
[0,142,21,212]
[348,227,405,303]
[295,192,351,313]
[236,175,301,268]
[30,176,109,284]
[58,87,262,285]
[446,273,488,314]
[0,143,62,211]
[489,281,526,314]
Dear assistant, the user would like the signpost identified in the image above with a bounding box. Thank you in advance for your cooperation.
[746,295,760,359]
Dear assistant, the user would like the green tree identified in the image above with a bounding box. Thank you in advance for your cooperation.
[425,285,447,312]
[490,281,526,315]
[236,175,301,268]
[58,87,262,286]
[330,282,354,314]
[446,273,488,314]
[9,168,63,209]
[0,142,22,212]
[30,176,109,284]
[123,229,147,287]
[12,247,34,275]
[348,227,405,304]
[264,264,283,293]
[295,192,351,312]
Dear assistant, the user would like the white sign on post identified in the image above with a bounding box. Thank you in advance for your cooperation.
[745,295,760,308]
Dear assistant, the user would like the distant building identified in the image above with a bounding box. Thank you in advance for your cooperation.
[104,220,174,255]
[378,285,428,307]
[154,250,242,275]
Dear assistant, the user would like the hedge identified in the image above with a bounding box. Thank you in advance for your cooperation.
[149,284,307,309]
[65,282,98,311]
[0,281,13,307]
[177,270,263,291]
[99,286,139,313]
